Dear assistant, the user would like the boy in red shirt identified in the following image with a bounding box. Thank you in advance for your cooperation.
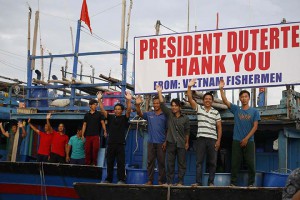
[28,113,53,162]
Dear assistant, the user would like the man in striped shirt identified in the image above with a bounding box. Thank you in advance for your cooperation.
[187,79,222,186]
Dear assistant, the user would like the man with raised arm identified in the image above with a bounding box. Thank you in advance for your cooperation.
[156,85,190,186]
[0,121,27,161]
[98,91,132,184]
[219,79,260,187]
[28,113,53,162]
[135,95,167,185]
[82,98,106,166]
[187,79,222,186]
[47,114,69,163]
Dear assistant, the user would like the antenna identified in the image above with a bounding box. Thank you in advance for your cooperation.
[90,65,95,84]
[187,0,190,32]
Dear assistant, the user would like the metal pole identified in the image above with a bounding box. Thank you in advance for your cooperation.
[187,0,190,32]
[70,26,75,53]
[47,53,53,81]
[121,42,128,100]
[40,46,44,81]
[216,12,219,29]
[120,0,126,65]
[31,11,39,70]
[71,20,82,106]
[26,6,32,107]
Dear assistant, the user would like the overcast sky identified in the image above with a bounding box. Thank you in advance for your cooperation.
[0,0,299,105]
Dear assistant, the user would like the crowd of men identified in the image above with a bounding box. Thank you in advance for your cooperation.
[0,80,261,187]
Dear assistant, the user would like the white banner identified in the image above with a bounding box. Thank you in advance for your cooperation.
[134,22,300,94]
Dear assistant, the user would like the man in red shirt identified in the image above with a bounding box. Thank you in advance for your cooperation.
[28,114,53,162]
[47,113,69,163]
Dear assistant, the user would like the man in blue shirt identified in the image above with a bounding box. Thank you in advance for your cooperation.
[136,95,167,185]
[219,79,260,186]
[66,126,86,165]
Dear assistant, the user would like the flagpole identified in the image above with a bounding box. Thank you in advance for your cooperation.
[71,20,82,107]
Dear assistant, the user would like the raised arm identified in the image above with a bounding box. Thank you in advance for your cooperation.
[219,79,231,108]
[46,113,53,132]
[135,95,143,118]
[156,85,171,116]
[0,122,9,138]
[97,92,108,118]
[187,79,198,110]
[18,121,27,138]
[28,118,40,134]
[156,85,164,103]
[125,91,132,118]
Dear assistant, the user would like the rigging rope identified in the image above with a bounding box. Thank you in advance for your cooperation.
[81,27,134,55]
[91,2,122,17]
[39,11,77,22]
[0,59,26,72]
[160,23,178,33]
[0,49,26,59]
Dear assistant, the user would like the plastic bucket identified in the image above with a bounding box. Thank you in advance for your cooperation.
[263,172,289,187]
[203,173,231,186]
[126,168,148,184]
[202,172,263,186]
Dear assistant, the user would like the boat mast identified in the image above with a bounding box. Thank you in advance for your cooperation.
[120,0,126,65]
[26,5,32,107]
[31,11,39,70]
[70,20,82,107]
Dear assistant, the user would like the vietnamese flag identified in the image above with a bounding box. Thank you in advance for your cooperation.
[80,0,92,34]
